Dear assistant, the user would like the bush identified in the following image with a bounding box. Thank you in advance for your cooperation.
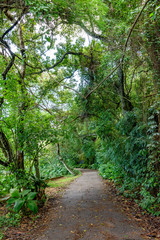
[7,189,38,214]
[95,110,160,215]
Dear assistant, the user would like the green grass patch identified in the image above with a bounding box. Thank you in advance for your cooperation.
[47,175,80,188]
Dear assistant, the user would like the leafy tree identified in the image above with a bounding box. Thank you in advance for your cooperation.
[0,0,159,216]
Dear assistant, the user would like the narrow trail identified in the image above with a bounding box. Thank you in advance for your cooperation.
[36,170,145,240]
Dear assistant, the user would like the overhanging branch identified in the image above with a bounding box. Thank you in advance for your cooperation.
[121,0,151,63]
[85,0,151,98]
[2,54,15,80]
[2,8,26,39]
[30,51,90,75]
[74,21,108,43]
[85,63,121,98]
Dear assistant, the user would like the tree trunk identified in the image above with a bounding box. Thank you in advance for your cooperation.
[145,15,160,93]
[16,22,27,171]
[0,0,25,9]
[57,143,75,175]
[17,151,24,170]
[34,155,40,179]
[117,66,133,116]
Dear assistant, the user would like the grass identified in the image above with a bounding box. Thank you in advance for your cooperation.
[47,175,80,189]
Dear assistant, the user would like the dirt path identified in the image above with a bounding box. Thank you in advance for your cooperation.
[36,170,145,240]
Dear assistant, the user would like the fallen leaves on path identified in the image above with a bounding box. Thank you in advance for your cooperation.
[2,176,160,240]
[105,179,160,239]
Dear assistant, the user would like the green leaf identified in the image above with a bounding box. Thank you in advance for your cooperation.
[10,189,20,198]
[27,200,38,214]
[14,199,25,212]
[0,195,10,201]
[21,190,31,197]
[149,13,154,17]
[27,192,37,200]
[155,5,160,11]
[7,198,16,207]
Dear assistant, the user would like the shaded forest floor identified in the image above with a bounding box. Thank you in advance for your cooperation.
[2,170,160,240]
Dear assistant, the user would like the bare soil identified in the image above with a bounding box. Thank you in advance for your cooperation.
[35,170,145,240]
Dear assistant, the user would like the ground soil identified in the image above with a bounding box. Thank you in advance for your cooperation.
[35,170,145,240]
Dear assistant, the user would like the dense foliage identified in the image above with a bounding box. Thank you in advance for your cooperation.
[0,0,160,220]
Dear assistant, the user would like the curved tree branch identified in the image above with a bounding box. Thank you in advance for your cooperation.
[74,21,108,43]
[0,130,14,163]
[2,54,15,80]
[2,8,25,39]
[121,0,151,63]
[85,63,121,98]
[0,39,15,107]
[30,51,90,75]
[85,0,151,98]
[0,4,26,9]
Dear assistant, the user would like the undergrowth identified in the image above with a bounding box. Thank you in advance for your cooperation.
[0,212,21,239]
[97,110,160,216]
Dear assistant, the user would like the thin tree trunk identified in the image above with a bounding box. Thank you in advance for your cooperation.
[57,143,75,175]
[34,155,40,179]
[16,22,27,170]
[118,66,133,116]
[29,160,34,174]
